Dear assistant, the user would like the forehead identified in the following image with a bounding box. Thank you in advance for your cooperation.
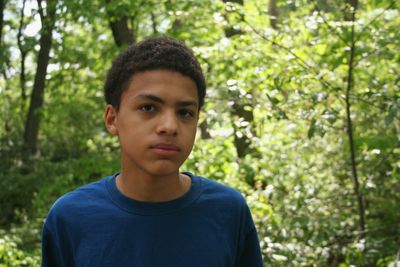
[122,70,199,102]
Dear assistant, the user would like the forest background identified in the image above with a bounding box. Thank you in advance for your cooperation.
[0,0,399,266]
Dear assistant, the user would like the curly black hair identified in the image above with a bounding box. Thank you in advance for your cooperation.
[104,36,206,110]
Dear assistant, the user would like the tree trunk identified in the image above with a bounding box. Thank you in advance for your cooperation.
[150,12,158,35]
[223,0,244,38]
[108,16,134,46]
[0,0,7,135]
[199,120,211,139]
[344,0,358,21]
[23,0,57,157]
[0,0,9,80]
[0,0,5,44]
[0,0,5,76]
[268,0,279,30]
[222,0,258,159]
[344,0,366,238]
[17,0,27,100]
[232,102,256,158]
[105,0,134,47]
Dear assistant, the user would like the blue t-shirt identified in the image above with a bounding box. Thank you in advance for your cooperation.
[42,173,264,267]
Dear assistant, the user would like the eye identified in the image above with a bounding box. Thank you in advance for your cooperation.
[177,109,195,118]
[139,104,155,112]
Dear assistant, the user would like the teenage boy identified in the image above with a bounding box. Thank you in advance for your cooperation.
[42,37,264,267]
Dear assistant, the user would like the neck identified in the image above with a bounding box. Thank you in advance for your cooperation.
[116,169,191,202]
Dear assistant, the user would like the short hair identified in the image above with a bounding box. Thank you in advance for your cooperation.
[104,36,206,110]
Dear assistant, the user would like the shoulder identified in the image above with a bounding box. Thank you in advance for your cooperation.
[45,176,111,225]
[192,174,257,235]
[190,173,249,214]
[197,175,246,202]
[54,176,109,206]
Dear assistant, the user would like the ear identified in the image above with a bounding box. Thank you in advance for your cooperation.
[104,104,118,136]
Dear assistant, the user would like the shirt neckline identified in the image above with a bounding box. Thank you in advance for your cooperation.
[105,172,203,216]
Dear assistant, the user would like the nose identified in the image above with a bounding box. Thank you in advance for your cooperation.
[156,110,178,136]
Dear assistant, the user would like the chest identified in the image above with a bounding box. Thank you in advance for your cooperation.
[71,211,239,267]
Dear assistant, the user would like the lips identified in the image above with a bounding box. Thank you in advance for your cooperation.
[150,143,180,157]
[151,143,180,151]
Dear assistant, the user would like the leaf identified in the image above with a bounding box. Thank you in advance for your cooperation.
[308,118,316,139]
[385,101,398,126]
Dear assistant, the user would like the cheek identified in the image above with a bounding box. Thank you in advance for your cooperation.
[184,127,197,146]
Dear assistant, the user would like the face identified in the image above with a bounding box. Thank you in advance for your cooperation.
[105,70,199,177]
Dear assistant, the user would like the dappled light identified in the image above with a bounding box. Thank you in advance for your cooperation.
[0,0,399,266]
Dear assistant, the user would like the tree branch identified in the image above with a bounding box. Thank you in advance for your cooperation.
[353,1,397,66]
[355,0,396,42]
[17,0,27,100]
[244,19,342,99]
[37,0,44,20]
[311,0,347,43]
[0,0,6,44]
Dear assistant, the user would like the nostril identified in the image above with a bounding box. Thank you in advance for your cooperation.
[156,121,178,136]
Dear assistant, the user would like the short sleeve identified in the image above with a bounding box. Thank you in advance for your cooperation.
[41,222,64,267]
[234,201,264,267]
[235,227,264,267]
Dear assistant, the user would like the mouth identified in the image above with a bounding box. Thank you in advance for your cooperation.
[150,143,181,156]
[151,143,180,151]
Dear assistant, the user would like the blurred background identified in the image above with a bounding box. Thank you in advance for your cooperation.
[0,0,399,266]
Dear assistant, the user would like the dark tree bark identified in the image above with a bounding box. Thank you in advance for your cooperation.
[222,0,258,160]
[0,0,5,77]
[199,120,211,139]
[0,0,7,135]
[222,0,243,4]
[105,0,134,47]
[223,0,244,38]
[108,16,134,46]
[23,0,57,157]
[268,0,279,30]
[17,0,27,100]
[0,0,5,44]
[232,102,256,158]
[150,12,158,35]
[344,0,358,21]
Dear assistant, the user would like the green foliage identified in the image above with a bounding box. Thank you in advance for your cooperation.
[0,0,399,266]
[0,234,40,267]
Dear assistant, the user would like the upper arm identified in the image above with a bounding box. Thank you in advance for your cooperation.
[42,222,64,267]
[235,227,264,267]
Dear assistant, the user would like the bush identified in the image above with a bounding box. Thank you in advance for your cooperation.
[0,234,40,267]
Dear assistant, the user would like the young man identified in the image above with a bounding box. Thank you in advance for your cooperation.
[42,37,264,267]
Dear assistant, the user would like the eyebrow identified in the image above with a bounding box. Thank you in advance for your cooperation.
[135,93,198,108]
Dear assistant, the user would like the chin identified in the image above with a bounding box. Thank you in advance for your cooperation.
[146,161,181,177]
[149,169,180,178]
